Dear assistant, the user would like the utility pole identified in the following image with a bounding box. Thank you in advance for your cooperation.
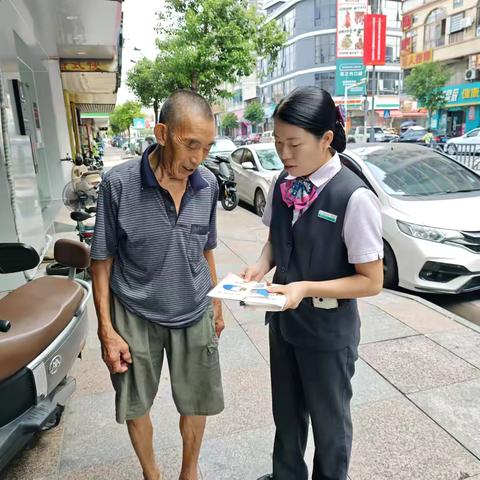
[369,0,380,142]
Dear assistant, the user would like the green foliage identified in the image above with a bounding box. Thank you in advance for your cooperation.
[155,0,287,101]
[126,57,171,121]
[109,101,144,136]
[404,62,452,125]
[244,100,265,127]
[221,112,239,131]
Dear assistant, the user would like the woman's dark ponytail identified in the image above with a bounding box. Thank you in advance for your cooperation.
[331,105,347,153]
[273,86,347,153]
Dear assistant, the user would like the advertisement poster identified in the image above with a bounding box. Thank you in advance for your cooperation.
[336,0,369,58]
[335,58,366,96]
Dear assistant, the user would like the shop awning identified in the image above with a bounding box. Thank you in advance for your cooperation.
[390,110,428,118]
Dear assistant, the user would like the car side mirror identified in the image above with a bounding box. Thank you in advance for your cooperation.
[242,161,255,170]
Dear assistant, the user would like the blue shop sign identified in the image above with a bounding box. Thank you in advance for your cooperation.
[439,82,480,107]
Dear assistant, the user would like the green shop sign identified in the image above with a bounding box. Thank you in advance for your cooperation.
[335,58,366,97]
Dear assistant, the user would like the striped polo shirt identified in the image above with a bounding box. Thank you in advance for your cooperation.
[91,144,219,328]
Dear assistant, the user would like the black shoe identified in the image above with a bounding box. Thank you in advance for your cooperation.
[257,475,273,480]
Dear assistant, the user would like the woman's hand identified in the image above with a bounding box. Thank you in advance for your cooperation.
[240,262,269,282]
[268,282,307,311]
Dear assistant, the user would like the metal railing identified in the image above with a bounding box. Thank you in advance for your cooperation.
[452,144,480,171]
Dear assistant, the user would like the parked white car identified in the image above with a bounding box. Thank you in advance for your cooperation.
[348,126,385,143]
[444,128,480,155]
[260,130,274,143]
[342,143,480,294]
[229,143,283,216]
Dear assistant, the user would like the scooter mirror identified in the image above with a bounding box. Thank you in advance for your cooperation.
[0,243,40,274]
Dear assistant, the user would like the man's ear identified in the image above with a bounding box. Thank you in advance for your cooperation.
[154,123,168,146]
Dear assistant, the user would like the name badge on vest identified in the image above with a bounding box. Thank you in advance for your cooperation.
[317,210,337,223]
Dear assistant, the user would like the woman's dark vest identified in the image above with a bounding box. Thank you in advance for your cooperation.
[269,166,367,350]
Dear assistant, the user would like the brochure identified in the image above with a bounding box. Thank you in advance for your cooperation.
[208,273,287,311]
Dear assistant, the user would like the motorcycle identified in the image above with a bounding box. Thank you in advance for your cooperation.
[216,156,239,211]
[0,239,91,472]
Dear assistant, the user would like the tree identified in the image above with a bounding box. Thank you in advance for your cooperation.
[155,0,287,101]
[244,100,265,132]
[404,62,451,128]
[221,112,238,136]
[109,101,144,141]
[126,57,171,122]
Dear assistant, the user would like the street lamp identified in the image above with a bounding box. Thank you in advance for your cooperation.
[344,78,367,122]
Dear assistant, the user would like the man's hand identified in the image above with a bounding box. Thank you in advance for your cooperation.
[214,311,225,338]
[268,282,307,311]
[98,328,132,374]
[212,299,225,338]
[240,262,269,282]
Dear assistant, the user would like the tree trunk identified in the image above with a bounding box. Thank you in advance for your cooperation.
[428,109,432,130]
[191,72,198,92]
[153,99,159,124]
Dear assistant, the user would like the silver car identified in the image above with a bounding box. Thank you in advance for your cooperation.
[229,143,283,216]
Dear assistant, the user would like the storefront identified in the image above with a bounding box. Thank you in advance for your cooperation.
[432,82,480,136]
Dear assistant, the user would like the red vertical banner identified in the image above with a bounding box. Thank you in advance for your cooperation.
[364,14,387,66]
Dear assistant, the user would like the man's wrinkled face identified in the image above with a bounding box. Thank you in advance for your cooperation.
[155,114,216,181]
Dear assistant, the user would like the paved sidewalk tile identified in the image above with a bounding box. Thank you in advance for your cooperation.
[409,378,480,459]
[200,426,275,480]
[351,358,402,406]
[358,301,418,345]
[427,328,480,369]
[360,336,480,394]
[349,397,480,480]
[364,293,463,334]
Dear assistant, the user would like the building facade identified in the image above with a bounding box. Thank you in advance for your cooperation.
[0,0,123,290]
[260,0,403,130]
[402,0,480,135]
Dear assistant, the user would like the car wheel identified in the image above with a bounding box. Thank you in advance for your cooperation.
[254,189,266,217]
[447,144,457,155]
[383,240,398,289]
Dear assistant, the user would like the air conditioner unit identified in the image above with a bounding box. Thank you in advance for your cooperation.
[465,68,479,81]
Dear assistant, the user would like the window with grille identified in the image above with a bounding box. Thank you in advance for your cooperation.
[424,8,447,49]
[315,34,336,64]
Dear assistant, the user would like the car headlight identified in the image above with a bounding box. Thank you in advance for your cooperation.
[397,220,463,244]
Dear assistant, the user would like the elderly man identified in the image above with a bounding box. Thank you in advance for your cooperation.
[90,90,224,480]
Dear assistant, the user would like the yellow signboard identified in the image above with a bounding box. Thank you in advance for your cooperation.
[60,60,116,73]
[400,50,433,69]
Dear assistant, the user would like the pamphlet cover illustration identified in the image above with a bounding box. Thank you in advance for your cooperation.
[208,274,287,311]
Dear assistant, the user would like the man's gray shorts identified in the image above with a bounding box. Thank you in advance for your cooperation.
[110,295,224,423]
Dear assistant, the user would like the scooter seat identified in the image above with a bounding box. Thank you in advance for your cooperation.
[0,276,84,381]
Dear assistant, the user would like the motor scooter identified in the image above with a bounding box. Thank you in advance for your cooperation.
[0,239,91,472]
[218,159,239,211]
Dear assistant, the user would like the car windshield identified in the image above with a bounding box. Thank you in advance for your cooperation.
[353,146,480,196]
[210,138,236,153]
[256,148,284,171]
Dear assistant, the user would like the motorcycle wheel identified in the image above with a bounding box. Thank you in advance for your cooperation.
[221,191,239,211]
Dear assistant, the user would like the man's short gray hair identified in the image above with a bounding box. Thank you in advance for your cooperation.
[158,89,213,126]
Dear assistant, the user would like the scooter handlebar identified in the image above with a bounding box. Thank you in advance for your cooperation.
[0,320,11,333]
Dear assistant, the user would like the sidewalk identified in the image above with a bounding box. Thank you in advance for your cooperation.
[3,197,480,480]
